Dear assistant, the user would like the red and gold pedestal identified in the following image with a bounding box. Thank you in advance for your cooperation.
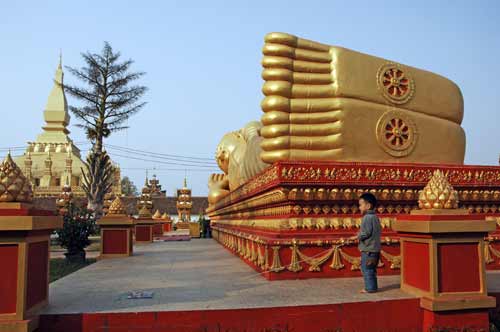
[395,209,496,331]
[152,221,164,238]
[97,215,134,259]
[176,222,190,231]
[134,219,155,243]
[163,221,172,233]
[0,202,62,332]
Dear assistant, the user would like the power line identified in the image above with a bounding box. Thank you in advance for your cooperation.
[0,142,218,166]
[121,167,218,172]
[109,152,219,169]
[105,145,217,166]
[105,143,215,162]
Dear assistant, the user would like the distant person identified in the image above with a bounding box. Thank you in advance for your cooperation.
[349,192,381,293]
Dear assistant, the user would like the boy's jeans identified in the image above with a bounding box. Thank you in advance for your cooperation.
[361,251,379,292]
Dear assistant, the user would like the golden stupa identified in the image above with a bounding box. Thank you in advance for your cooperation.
[13,57,122,198]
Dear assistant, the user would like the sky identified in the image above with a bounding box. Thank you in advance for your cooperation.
[0,0,499,196]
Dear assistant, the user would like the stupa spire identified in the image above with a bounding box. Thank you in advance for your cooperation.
[37,55,70,142]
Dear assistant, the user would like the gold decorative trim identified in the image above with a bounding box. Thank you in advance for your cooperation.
[485,242,494,264]
[212,217,395,231]
[380,250,401,269]
[287,240,303,272]
[376,109,418,158]
[269,246,285,272]
[213,226,404,274]
[376,63,415,105]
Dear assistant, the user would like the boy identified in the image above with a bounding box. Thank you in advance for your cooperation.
[350,192,381,293]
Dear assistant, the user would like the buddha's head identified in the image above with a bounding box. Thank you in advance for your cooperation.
[215,131,244,174]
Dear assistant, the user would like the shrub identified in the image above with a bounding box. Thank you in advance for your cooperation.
[56,203,97,262]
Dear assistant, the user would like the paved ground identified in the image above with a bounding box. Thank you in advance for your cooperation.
[42,239,500,315]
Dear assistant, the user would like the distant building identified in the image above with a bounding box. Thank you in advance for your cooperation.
[149,174,166,197]
[14,57,121,197]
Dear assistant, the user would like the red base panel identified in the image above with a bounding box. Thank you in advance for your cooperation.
[135,225,152,242]
[0,244,18,314]
[102,229,128,255]
[153,223,164,237]
[38,298,423,332]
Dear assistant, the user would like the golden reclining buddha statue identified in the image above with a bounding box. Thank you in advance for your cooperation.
[208,32,466,205]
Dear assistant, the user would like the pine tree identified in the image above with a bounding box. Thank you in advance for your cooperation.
[121,176,138,196]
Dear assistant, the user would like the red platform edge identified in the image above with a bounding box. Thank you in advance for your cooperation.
[38,295,500,332]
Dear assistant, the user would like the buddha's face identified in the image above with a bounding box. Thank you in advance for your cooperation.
[215,132,242,173]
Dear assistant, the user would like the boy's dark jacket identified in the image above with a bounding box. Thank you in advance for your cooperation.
[357,210,381,252]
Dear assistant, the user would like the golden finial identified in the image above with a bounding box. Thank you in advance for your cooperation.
[418,170,459,209]
[108,196,127,215]
[161,212,169,220]
[0,153,33,203]
[56,182,73,215]
[152,209,162,219]
[138,205,152,218]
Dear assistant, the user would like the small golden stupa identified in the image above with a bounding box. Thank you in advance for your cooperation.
[136,177,153,218]
[137,205,152,218]
[152,209,162,219]
[418,170,459,210]
[0,153,33,203]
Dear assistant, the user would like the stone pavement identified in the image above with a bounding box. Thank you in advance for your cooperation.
[42,239,500,315]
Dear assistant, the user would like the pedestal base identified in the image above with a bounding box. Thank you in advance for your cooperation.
[163,222,172,233]
[152,223,164,237]
[422,308,490,332]
[99,227,133,258]
[0,317,38,332]
[134,220,154,243]
[0,203,61,332]
[189,223,200,238]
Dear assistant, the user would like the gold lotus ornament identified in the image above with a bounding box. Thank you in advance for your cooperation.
[418,170,459,209]
[108,196,128,215]
[0,153,33,203]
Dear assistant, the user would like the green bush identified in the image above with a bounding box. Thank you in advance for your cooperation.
[56,203,97,261]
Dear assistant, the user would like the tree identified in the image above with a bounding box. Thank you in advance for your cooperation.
[81,150,115,214]
[121,176,138,196]
[64,42,147,153]
[64,42,146,213]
